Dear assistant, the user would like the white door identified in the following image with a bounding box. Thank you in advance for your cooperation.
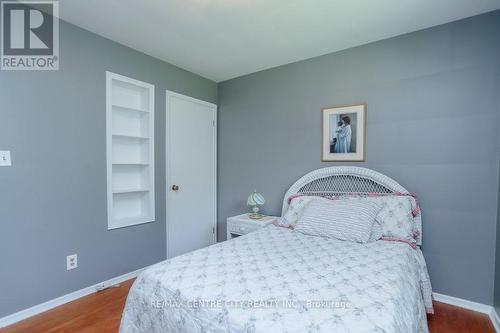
[166,91,217,258]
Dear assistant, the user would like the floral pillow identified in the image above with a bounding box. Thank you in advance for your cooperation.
[279,195,314,227]
[368,220,383,242]
[374,196,414,242]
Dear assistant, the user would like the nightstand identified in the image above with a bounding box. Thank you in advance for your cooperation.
[226,214,278,240]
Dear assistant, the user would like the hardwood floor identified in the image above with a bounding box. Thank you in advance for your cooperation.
[1,280,134,333]
[1,279,495,333]
[428,301,495,333]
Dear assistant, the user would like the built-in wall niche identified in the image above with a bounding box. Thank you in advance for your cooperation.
[106,72,155,229]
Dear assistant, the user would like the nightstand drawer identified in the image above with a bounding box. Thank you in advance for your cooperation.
[228,222,260,234]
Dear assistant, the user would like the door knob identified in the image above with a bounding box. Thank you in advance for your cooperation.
[171,185,180,191]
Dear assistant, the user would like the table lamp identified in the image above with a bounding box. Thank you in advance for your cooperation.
[247,190,265,219]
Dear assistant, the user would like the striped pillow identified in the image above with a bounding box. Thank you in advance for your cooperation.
[294,197,381,243]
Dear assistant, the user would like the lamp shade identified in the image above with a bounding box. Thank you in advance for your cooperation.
[247,191,265,206]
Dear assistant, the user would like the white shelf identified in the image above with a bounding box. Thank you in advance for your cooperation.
[107,72,155,230]
[112,162,149,165]
[112,108,149,138]
[112,133,149,140]
[112,104,149,113]
[113,187,150,194]
[109,215,155,230]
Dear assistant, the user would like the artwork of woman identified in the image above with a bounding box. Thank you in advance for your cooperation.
[335,115,352,153]
[322,104,365,161]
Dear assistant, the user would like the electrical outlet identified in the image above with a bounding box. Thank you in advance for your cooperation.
[0,151,11,166]
[66,254,78,270]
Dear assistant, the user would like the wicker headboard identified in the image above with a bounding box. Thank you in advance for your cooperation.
[281,166,422,245]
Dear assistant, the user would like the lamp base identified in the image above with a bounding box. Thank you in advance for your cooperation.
[248,213,263,220]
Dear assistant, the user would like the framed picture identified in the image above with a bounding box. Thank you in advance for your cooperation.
[322,104,366,161]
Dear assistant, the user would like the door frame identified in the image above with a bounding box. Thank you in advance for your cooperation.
[165,90,217,259]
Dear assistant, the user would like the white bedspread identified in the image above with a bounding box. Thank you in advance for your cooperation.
[120,225,433,333]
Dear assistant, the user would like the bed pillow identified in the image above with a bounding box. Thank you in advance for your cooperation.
[294,197,381,243]
[374,196,415,242]
[368,220,383,242]
[333,194,419,244]
[280,195,314,226]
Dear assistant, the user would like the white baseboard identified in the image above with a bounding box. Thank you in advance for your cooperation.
[433,292,498,332]
[0,265,150,329]
[433,292,492,314]
[490,307,500,333]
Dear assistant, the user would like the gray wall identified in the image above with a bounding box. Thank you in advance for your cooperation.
[494,79,500,315]
[218,11,500,305]
[0,21,216,317]
[495,154,500,315]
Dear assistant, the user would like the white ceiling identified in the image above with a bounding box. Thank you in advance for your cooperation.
[60,0,500,82]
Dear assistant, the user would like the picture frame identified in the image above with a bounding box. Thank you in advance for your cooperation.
[322,104,366,162]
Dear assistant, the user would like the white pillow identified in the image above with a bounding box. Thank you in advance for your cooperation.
[294,197,381,243]
[373,196,414,241]
[281,196,314,226]
[368,220,383,242]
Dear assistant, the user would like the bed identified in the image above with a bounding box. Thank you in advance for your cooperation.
[120,167,433,333]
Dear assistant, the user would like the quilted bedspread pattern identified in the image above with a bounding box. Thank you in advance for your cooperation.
[120,225,432,333]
